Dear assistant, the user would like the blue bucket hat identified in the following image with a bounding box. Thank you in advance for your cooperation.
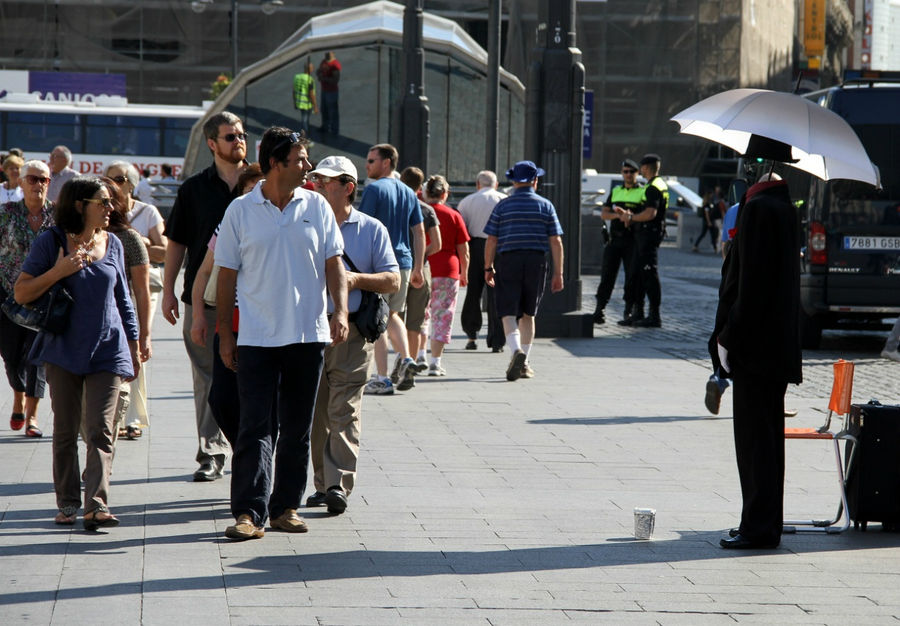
[505,160,545,183]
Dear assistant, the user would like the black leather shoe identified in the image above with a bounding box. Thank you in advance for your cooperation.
[465,339,477,350]
[491,346,504,353]
[325,487,348,514]
[306,491,327,507]
[193,459,223,482]
[720,533,779,549]
[728,527,740,538]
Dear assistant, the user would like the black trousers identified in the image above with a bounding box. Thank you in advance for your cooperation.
[595,234,636,309]
[209,332,277,448]
[633,228,661,309]
[732,371,787,545]
[231,342,324,525]
[0,286,46,399]
[460,237,505,349]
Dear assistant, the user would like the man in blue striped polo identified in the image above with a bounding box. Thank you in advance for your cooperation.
[484,161,564,381]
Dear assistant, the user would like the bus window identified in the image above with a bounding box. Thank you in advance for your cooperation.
[7,112,83,152]
[86,115,160,157]
[162,117,194,157]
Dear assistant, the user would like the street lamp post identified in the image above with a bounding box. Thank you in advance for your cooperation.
[527,0,592,338]
[485,0,501,174]
[398,0,430,171]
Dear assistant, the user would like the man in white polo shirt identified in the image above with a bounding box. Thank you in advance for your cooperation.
[214,127,348,541]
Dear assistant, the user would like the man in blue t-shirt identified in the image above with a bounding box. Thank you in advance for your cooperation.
[357,143,425,395]
[484,160,564,382]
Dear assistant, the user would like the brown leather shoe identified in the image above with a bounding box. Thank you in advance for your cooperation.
[225,514,264,540]
[270,509,308,533]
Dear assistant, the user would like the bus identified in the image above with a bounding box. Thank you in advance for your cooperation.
[0,94,208,177]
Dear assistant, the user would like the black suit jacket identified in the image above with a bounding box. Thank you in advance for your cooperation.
[708,180,802,384]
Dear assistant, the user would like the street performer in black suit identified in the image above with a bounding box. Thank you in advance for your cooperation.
[709,135,802,550]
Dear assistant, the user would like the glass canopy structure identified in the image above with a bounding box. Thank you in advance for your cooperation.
[183,0,526,183]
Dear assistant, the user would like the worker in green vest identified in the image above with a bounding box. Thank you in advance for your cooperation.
[593,159,643,325]
[620,153,668,328]
[293,62,319,135]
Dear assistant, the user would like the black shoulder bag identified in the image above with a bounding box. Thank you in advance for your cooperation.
[1,228,74,335]
[342,253,390,343]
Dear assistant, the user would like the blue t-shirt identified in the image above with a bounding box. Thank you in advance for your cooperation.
[483,186,563,253]
[23,227,138,377]
[721,203,740,243]
[357,177,423,270]
[329,209,399,314]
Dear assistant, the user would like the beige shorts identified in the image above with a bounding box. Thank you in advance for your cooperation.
[404,264,431,332]
[387,268,411,314]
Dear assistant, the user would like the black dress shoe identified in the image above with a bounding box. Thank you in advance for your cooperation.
[720,533,779,549]
[324,487,348,514]
[306,491,327,507]
[465,339,477,350]
[193,459,223,482]
[491,346,504,353]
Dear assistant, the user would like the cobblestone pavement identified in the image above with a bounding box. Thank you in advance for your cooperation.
[1,249,900,625]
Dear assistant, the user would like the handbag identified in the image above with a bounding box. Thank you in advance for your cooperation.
[203,265,220,307]
[1,229,74,334]
[342,253,389,343]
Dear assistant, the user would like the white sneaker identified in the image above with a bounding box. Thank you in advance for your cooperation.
[396,357,418,391]
[415,356,428,373]
[427,363,446,377]
[363,377,395,395]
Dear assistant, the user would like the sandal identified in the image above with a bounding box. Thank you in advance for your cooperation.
[117,426,129,439]
[54,511,76,525]
[125,425,142,440]
[25,423,43,438]
[10,412,25,431]
[83,505,119,531]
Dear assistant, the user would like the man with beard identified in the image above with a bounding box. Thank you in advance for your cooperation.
[162,111,246,482]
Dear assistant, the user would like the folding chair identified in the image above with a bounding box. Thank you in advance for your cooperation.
[783,359,857,534]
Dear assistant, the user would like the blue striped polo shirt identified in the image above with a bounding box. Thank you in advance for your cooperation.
[483,186,563,254]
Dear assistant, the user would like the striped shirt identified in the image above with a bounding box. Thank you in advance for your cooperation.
[484,186,563,254]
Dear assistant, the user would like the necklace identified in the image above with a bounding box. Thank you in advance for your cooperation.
[69,231,100,265]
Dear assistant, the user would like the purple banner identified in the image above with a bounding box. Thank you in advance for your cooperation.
[29,71,126,102]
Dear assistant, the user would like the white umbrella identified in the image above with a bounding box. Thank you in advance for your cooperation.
[671,88,880,187]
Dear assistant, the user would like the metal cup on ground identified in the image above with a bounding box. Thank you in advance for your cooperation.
[633,507,656,540]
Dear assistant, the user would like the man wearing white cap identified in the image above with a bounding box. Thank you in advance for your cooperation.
[484,160,564,381]
[307,156,399,515]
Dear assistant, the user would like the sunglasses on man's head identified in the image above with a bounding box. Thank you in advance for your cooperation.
[24,175,50,186]
[221,132,247,143]
[272,131,303,154]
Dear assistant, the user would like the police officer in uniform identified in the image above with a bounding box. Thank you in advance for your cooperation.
[621,153,668,328]
[593,159,643,324]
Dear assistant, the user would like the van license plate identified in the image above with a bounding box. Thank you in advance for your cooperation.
[843,236,900,251]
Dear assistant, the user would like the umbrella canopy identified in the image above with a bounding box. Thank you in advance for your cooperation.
[671,88,880,187]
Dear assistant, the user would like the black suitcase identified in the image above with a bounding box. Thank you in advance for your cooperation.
[844,401,900,531]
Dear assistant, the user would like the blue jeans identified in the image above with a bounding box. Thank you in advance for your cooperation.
[231,342,325,525]
[321,91,339,134]
[297,108,312,135]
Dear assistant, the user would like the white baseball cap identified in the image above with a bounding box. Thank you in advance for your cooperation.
[310,155,357,181]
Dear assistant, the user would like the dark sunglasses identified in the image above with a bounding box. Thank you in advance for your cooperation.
[24,175,50,185]
[366,158,382,164]
[221,132,247,143]
[83,197,113,208]
[622,169,637,174]
[272,131,303,154]
[109,175,128,184]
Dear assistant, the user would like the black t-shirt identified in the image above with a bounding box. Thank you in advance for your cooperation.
[164,164,240,305]
[642,178,667,230]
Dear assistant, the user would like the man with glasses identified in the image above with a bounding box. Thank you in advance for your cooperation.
[163,111,246,482]
[593,159,642,325]
[47,145,77,203]
[215,128,348,540]
[358,144,425,395]
[306,155,399,515]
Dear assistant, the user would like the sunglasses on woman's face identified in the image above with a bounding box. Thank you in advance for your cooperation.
[109,175,127,185]
[83,197,114,208]
[24,175,50,186]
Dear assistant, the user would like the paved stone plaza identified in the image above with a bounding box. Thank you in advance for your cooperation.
[2,245,900,625]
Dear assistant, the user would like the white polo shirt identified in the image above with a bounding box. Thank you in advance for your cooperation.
[214,182,344,347]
